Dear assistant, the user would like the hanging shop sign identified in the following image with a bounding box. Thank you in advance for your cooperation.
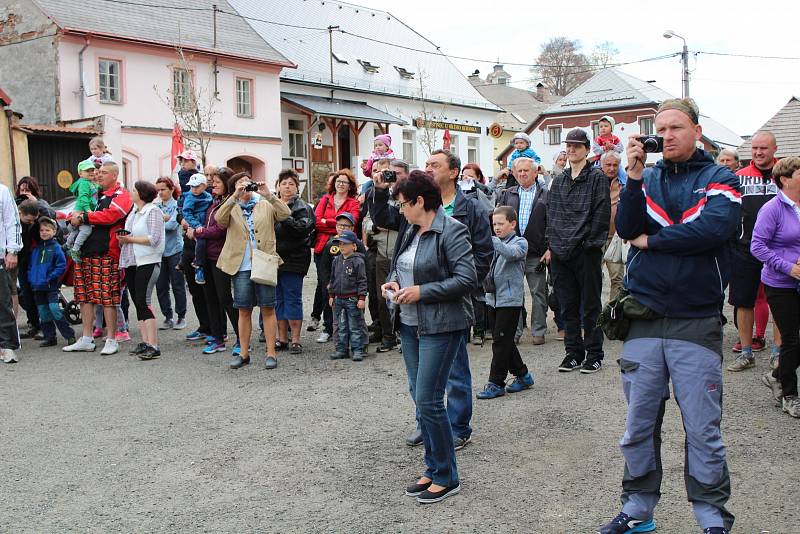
[414,118,481,134]
[488,123,504,138]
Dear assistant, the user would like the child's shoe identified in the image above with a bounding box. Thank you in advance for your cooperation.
[92,327,103,338]
[115,330,131,342]
[39,338,58,347]
[195,267,206,285]
[68,249,82,262]
[476,382,506,399]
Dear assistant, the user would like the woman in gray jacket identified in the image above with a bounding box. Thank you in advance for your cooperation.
[381,171,477,505]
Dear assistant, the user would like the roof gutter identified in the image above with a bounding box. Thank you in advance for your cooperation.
[5,109,17,186]
[77,35,90,118]
[61,28,297,69]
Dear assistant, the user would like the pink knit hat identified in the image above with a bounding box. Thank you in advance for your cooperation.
[375,134,392,148]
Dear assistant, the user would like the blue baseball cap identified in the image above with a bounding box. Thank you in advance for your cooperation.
[333,230,358,244]
[335,212,355,225]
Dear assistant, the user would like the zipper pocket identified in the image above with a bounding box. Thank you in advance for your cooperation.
[625,249,641,286]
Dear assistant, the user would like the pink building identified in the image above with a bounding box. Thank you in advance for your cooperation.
[0,0,294,197]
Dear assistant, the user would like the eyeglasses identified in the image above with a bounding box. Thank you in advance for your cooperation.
[397,199,415,209]
[335,180,350,185]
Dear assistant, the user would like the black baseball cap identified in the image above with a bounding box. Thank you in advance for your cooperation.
[564,128,590,148]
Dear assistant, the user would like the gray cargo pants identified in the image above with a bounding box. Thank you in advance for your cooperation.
[617,316,734,531]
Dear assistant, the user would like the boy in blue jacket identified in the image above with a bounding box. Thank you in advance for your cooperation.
[182,173,213,284]
[28,218,75,347]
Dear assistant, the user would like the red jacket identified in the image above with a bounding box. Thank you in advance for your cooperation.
[83,184,133,261]
[313,194,360,254]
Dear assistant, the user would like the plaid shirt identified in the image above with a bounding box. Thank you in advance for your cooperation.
[545,165,610,259]
[517,182,537,234]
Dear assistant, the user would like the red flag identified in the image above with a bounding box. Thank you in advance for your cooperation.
[443,129,451,151]
[170,123,184,171]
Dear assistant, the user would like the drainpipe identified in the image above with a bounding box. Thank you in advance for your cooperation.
[5,109,17,186]
[78,36,90,118]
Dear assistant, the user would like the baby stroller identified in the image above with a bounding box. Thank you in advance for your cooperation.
[58,254,82,325]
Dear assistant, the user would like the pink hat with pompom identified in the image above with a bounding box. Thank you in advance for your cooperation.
[375,134,392,148]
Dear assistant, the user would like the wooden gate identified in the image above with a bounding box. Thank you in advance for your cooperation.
[27,133,93,202]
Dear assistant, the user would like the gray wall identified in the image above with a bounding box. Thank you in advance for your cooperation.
[0,1,59,124]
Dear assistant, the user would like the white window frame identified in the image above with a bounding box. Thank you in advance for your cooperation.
[639,116,655,135]
[591,121,601,140]
[467,136,479,164]
[98,58,122,104]
[547,126,563,145]
[288,119,305,158]
[235,77,253,118]
[402,130,416,166]
[449,134,459,158]
[172,68,192,111]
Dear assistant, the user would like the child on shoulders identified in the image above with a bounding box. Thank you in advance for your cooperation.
[590,115,623,164]
[508,132,541,170]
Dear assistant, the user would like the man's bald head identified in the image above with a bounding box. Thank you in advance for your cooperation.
[751,131,778,171]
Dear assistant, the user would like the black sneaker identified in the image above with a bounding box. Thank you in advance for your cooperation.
[596,512,655,533]
[703,528,728,534]
[453,435,471,451]
[20,327,39,339]
[580,359,603,374]
[416,484,461,504]
[376,340,398,353]
[405,428,423,447]
[558,357,582,372]
[329,352,348,360]
[39,338,58,347]
[130,342,149,355]
[138,346,161,360]
[290,343,303,354]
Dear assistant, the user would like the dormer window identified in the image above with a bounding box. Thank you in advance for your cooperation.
[394,66,415,80]
[332,52,348,64]
[357,59,380,73]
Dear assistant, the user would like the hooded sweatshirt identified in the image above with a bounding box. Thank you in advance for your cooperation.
[28,238,66,291]
[616,149,742,318]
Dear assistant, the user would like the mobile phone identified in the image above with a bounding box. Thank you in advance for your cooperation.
[115,229,131,236]
[385,289,395,302]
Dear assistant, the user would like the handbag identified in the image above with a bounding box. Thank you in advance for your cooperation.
[603,234,624,263]
[249,245,283,287]
[481,253,497,293]
[596,288,659,340]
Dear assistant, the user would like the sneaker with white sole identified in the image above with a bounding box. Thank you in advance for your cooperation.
[782,395,800,418]
[1,348,18,363]
[761,372,783,407]
[100,338,119,356]
[726,353,755,372]
[173,318,187,330]
[159,318,174,330]
[307,317,320,331]
[63,337,96,352]
[316,331,331,343]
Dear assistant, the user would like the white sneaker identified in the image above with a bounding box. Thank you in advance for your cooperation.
[1,348,18,363]
[63,337,96,352]
[173,318,187,330]
[316,331,331,343]
[100,338,119,355]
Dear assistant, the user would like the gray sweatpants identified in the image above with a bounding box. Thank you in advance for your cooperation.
[618,316,734,531]
[516,254,548,338]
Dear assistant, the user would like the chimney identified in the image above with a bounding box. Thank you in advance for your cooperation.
[468,69,481,83]
[536,82,547,101]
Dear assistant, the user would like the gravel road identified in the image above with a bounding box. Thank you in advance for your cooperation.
[1,275,797,533]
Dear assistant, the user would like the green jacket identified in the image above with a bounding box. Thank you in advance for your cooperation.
[70,178,97,212]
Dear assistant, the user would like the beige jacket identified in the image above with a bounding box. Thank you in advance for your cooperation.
[215,194,291,276]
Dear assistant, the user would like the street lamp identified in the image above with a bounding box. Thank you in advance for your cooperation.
[663,30,690,98]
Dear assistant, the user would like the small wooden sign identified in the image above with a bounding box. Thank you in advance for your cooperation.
[57,170,73,189]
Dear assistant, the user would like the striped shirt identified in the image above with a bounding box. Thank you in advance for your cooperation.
[0,184,22,255]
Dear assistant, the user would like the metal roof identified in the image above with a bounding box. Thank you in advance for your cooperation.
[698,115,743,151]
[470,80,553,132]
[31,0,293,67]
[23,124,99,135]
[543,68,674,114]
[282,93,405,124]
[228,0,499,111]
[738,97,800,159]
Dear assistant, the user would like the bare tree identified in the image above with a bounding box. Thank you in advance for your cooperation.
[409,68,448,157]
[591,41,620,69]
[531,37,592,96]
[154,46,217,165]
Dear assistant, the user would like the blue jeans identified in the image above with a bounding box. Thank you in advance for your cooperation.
[399,323,461,487]
[446,329,473,440]
[34,290,75,341]
[156,252,187,321]
[334,297,363,354]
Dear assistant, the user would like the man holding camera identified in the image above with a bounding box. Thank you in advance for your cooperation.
[64,162,133,356]
[597,99,739,534]
[369,149,492,450]
[496,157,549,344]
[546,128,610,374]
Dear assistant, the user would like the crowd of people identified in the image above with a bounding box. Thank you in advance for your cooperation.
[0,99,798,533]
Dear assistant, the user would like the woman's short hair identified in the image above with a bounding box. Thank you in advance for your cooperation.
[462,163,486,184]
[17,176,42,199]
[327,168,357,197]
[216,166,234,195]
[773,156,800,189]
[229,171,251,194]
[392,170,442,211]
[276,168,300,189]
[155,176,179,200]
[493,205,518,223]
[134,180,158,203]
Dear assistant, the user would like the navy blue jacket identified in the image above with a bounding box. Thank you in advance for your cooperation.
[616,149,741,318]
[27,238,66,291]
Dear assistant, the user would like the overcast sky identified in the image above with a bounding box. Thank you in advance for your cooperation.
[354,0,799,137]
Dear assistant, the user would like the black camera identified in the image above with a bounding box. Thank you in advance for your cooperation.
[382,170,397,183]
[244,182,259,192]
[638,135,664,153]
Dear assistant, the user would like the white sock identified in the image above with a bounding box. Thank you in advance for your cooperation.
[81,336,93,343]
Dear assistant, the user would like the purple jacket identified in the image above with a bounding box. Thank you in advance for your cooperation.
[201,196,227,262]
[750,191,800,288]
